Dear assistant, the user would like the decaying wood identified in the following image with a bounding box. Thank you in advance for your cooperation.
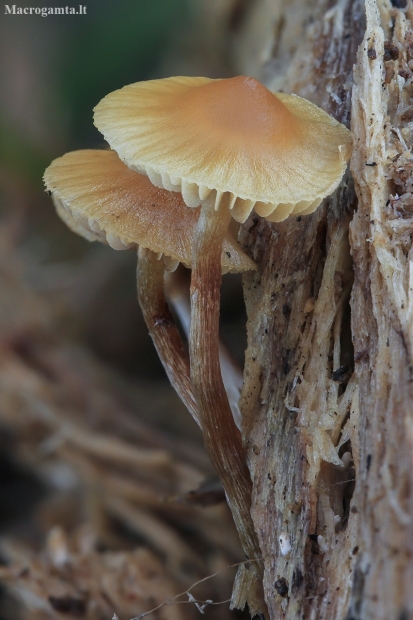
[236,0,413,618]
[350,1,413,616]
[4,1,413,618]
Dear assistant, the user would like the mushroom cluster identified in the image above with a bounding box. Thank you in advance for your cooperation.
[44,148,253,428]
[45,75,352,616]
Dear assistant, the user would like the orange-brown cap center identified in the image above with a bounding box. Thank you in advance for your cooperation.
[172,76,296,147]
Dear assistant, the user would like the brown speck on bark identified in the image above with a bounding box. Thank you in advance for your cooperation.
[384,41,400,60]
[274,578,289,598]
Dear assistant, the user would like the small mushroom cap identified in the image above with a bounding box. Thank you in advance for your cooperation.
[94,76,352,223]
[43,150,255,273]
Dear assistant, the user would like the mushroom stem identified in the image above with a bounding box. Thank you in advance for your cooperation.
[136,247,200,427]
[165,268,243,430]
[189,202,264,606]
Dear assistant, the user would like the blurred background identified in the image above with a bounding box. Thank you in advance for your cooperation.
[0,0,250,385]
[0,1,269,618]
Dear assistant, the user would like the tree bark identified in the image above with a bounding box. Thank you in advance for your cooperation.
[236,0,413,617]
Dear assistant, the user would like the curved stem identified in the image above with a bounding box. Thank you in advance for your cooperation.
[136,248,200,427]
[165,269,243,430]
[189,203,266,614]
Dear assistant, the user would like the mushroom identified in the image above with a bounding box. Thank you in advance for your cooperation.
[43,148,255,429]
[94,75,352,611]
[165,268,244,430]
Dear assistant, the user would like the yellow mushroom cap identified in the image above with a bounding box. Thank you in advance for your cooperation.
[43,150,255,273]
[94,76,352,223]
